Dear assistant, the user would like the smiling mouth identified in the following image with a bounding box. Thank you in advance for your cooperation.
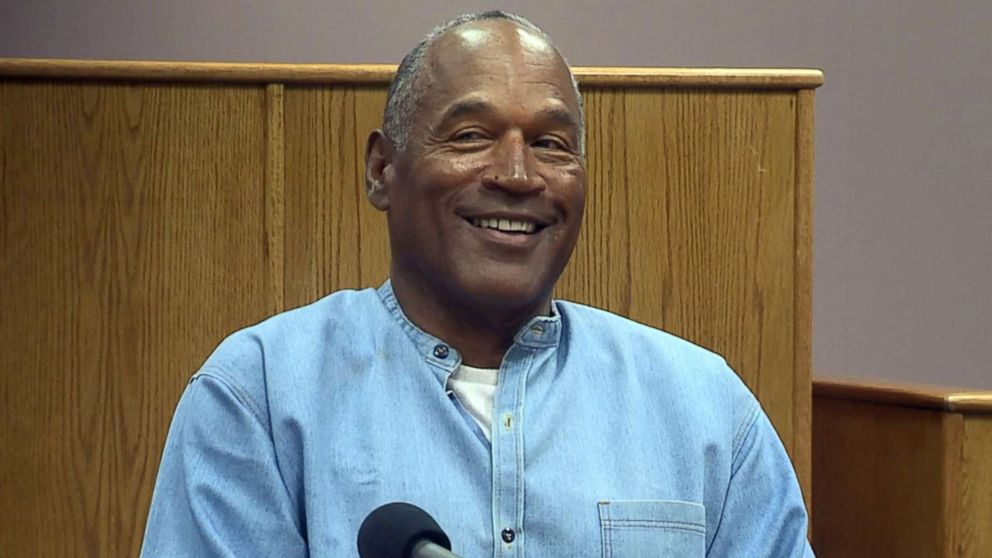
[469,217,543,235]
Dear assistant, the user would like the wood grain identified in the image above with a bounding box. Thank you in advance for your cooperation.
[0,81,275,556]
[813,378,992,557]
[0,58,824,89]
[960,417,992,557]
[812,398,951,557]
[282,85,391,306]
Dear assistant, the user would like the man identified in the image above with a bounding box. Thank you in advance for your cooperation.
[142,11,814,557]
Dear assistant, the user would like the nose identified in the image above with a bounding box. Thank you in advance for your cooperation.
[481,135,545,195]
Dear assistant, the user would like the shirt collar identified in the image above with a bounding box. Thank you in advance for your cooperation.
[376,280,562,372]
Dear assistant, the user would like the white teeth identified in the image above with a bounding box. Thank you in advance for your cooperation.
[470,218,537,234]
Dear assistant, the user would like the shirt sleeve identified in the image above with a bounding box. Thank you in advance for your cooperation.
[140,370,308,558]
[706,404,816,558]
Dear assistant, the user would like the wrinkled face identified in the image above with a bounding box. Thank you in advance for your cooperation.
[376,21,586,315]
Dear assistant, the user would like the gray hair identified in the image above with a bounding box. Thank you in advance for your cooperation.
[383,10,585,156]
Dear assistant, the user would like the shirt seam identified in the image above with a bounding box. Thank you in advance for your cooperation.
[731,402,761,465]
[706,401,761,555]
[192,366,269,435]
[188,366,306,538]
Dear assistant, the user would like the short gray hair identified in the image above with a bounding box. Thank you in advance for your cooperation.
[383,11,585,156]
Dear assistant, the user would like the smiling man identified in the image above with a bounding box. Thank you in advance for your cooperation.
[142,11,814,558]
[363,14,586,371]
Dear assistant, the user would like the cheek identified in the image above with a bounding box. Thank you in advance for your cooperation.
[443,156,487,177]
[557,175,586,243]
[415,153,488,184]
[570,180,586,209]
[555,171,587,213]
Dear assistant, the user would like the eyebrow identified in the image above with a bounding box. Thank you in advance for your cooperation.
[536,105,581,135]
[436,98,497,127]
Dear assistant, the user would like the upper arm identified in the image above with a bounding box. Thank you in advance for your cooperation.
[140,371,307,558]
[706,404,814,558]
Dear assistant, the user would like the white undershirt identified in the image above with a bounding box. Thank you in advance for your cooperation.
[446,364,499,441]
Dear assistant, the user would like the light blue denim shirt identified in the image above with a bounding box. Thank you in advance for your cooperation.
[142,282,814,557]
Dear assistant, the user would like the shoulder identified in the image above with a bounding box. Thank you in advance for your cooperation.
[556,299,730,374]
[210,287,378,360]
[195,287,385,400]
[555,299,759,423]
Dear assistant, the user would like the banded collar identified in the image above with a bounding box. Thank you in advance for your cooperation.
[376,280,562,373]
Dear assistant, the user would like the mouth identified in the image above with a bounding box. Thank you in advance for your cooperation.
[467,217,545,235]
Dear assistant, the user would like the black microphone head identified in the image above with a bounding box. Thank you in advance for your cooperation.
[358,502,453,558]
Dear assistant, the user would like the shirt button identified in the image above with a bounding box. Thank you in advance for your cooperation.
[501,528,515,543]
[433,344,449,359]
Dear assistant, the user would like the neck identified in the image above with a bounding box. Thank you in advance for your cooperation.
[390,272,551,368]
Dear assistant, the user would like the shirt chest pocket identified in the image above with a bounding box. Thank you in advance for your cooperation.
[598,500,706,558]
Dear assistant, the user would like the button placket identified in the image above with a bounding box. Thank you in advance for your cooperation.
[491,347,536,557]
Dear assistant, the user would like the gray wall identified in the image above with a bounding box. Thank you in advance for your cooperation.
[3,0,990,388]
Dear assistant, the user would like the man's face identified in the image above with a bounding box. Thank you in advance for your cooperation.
[376,21,586,315]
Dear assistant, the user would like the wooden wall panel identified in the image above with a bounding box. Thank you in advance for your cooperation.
[960,417,992,557]
[812,378,992,558]
[812,398,951,557]
[0,81,275,557]
[1,61,818,556]
[283,86,390,307]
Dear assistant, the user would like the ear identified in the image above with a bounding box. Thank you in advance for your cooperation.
[364,129,394,211]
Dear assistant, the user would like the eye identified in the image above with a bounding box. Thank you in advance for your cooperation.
[452,129,489,142]
[532,136,570,151]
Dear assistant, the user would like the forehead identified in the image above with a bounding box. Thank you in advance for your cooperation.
[418,21,579,118]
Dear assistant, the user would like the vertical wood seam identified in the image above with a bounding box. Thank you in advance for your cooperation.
[265,83,286,313]
[794,89,815,522]
[940,413,965,557]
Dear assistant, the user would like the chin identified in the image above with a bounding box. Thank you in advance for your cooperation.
[455,270,552,315]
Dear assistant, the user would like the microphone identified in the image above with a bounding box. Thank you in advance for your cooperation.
[357,502,462,558]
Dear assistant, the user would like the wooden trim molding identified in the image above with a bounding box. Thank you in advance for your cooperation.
[264,83,286,315]
[577,66,823,88]
[814,375,992,414]
[793,89,816,516]
[0,58,824,89]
